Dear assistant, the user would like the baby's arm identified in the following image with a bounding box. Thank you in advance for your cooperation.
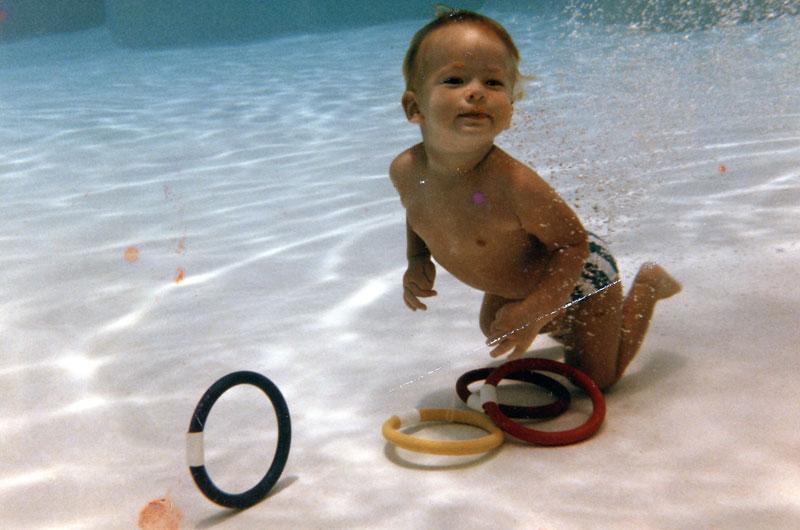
[403,219,437,311]
[390,149,437,311]
[514,172,587,317]
[489,167,588,357]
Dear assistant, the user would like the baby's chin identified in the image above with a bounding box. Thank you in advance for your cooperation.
[442,132,496,148]
[452,125,501,144]
[422,126,498,151]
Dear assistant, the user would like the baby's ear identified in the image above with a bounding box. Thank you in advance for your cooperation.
[402,91,423,124]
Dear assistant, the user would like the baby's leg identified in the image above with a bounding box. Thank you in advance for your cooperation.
[565,263,681,390]
[562,282,625,390]
[615,262,682,377]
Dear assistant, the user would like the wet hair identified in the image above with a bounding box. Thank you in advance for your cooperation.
[402,7,522,97]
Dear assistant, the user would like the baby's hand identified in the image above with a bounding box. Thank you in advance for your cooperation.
[403,256,437,311]
[487,302,541,359]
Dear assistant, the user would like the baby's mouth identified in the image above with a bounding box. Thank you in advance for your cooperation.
[458,112,491,120]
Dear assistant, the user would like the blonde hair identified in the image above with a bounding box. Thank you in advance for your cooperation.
[402,7,525,100]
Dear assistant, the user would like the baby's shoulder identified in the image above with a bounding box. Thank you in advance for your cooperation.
[390,144,424,185]
[487,148,548,190]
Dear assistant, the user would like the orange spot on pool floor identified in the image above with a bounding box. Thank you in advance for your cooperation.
[124,246,140,263]
[137,496,182,530]
[175,267,185,284]
[719,164,727,173]
[0,11,8,23]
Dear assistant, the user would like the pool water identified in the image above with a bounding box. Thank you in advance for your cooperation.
[1,4,799,529]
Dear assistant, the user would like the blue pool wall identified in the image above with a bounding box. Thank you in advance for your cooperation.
[0,0,105,42]
[104,0,483,48]
[0,0,484,46]
[0,1,798,46]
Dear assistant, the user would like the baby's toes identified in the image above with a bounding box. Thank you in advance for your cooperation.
[638,262,682,299]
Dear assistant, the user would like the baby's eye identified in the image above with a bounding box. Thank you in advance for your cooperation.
[442,76,463,85]
[486,79,505,87]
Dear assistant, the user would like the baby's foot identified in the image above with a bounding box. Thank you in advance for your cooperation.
[636,262,682,299]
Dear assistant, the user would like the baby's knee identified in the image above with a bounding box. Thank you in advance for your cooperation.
[564,349,618,391]
[584,369,619,392]
[595,374,620,392]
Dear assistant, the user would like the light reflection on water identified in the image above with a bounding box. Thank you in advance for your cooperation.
[1,5,799,529]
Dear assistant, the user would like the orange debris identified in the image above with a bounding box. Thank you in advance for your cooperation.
[124,246,140,263]
[137,496,182,530]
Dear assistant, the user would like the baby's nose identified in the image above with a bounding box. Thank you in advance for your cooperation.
[465,81,485,101]
[466,89,485,102]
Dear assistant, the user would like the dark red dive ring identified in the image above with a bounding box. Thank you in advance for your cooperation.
[456,367,571,419]
[480,358,605,446]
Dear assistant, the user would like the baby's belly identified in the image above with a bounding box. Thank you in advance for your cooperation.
[429,237,550,299]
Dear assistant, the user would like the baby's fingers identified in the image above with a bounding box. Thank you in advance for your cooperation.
[403,290,426,311]
[406,281,437,298]
[489,338,514,358]
[403,284,437,311]
[492,334,533,359]
[508,344,528,360]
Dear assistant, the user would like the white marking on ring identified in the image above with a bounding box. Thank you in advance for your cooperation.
[186,432,205,467]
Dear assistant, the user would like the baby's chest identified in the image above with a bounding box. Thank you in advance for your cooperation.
[407,190,520,245]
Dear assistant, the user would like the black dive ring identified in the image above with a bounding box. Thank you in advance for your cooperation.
[187,371,291,509]
[456,367,571,419]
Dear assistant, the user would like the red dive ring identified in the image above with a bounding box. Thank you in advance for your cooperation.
[480,358,605,446]
[456,367,571,419]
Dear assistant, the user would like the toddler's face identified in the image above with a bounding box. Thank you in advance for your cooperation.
[407,23,515,150]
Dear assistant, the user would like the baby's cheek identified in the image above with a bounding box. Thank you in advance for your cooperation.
[498,111,513,130]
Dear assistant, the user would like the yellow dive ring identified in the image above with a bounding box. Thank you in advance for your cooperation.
[381,408,504,455]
